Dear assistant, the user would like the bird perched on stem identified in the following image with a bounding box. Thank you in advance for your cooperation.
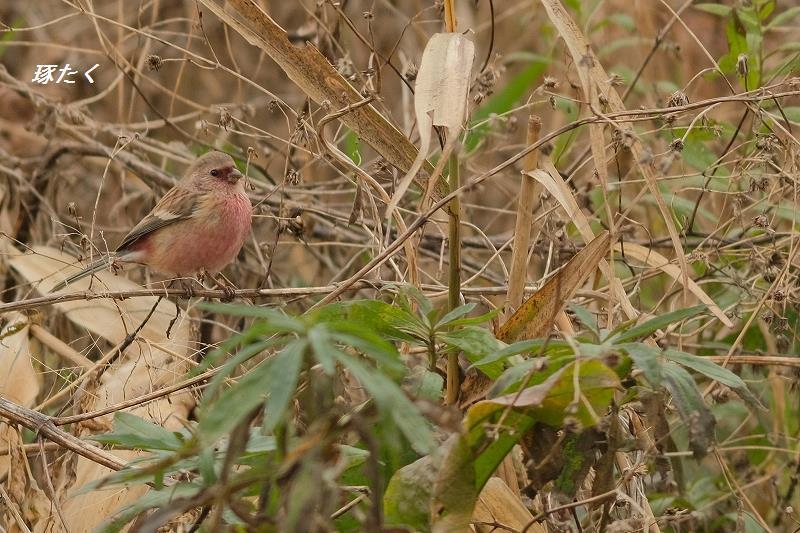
[52,151,252,293]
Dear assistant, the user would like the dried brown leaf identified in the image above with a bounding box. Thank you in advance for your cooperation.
[497,231,610,343]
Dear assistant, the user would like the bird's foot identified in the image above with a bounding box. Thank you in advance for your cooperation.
[179,278,196,299]
[211,274,237,302]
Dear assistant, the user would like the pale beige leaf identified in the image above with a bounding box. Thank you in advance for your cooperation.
[8,245,189,350]
[387,32,475,219]
[417,33,475,133]
[0,313,40,481]
[7,245,195,532]
[530,161,638,319]
[472,478,541,532]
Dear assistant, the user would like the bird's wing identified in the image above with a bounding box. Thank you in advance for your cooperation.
[116,185,199,252]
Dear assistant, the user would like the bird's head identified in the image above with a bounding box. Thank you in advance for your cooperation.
[186,151,244,186]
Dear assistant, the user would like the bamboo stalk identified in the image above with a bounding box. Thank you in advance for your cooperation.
[505,115,542,318]
[446,152,462,406]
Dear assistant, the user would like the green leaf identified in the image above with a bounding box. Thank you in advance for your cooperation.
[334,299,426,342]
[487,356,552,398]
[197,342,307,446]
[384,453,441,531]
[89,412,183,451]
[204,338,278,400]
[618,343,664,384]
[569,303,598,337]
[608,305,707,344]
[443,308,501,328]
[431,434,478,531]
[440,326,506,378]
[664,350,765,410]
[343,128,361,164]
[406,366,444,401]
[308,325,336,374]
[263,339,305,431]
[334,351,434,453]
[327,322,404,376]
[660,361,716,459]
[435,302,477,327]
[695,3,732,16]
[468,338,554,373]
[766,5,800,28]
[440,326,502,358]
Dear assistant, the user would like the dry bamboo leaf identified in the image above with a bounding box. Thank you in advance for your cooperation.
[526,168,592,238]
[387,32,475,219]
[531,161,639,320]
[0,313,40,481]
[7,245,195,532]
[196,0,448,201]
[497,231,610,342]
[539,0,692,312]
[613,243,733,327]
[8,245,189,350]
[472,477,542,532]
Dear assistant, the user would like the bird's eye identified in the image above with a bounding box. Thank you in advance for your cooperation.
[210,169,219,177]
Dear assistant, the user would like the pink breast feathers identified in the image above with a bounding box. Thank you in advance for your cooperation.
[141,193,252,276]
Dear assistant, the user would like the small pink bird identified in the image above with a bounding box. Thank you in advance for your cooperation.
[53,151,252,292]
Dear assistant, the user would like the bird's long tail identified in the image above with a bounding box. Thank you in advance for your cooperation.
[51,255,113,292]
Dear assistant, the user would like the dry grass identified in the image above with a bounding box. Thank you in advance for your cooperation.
[0,0,799,531]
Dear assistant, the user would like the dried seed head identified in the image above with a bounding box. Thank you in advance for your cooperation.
[218,108,233,131]
[737,53,749,77]
[753,214,770,228]
[543,76,558,89]
[607,72,624,86]
[336,57,355,80]
[667,90,689,108]
[286,169,301,185]
[146,54,163,72]
[670,138,685,152]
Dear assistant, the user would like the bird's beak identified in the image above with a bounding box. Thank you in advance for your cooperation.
[227,168,244,183]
